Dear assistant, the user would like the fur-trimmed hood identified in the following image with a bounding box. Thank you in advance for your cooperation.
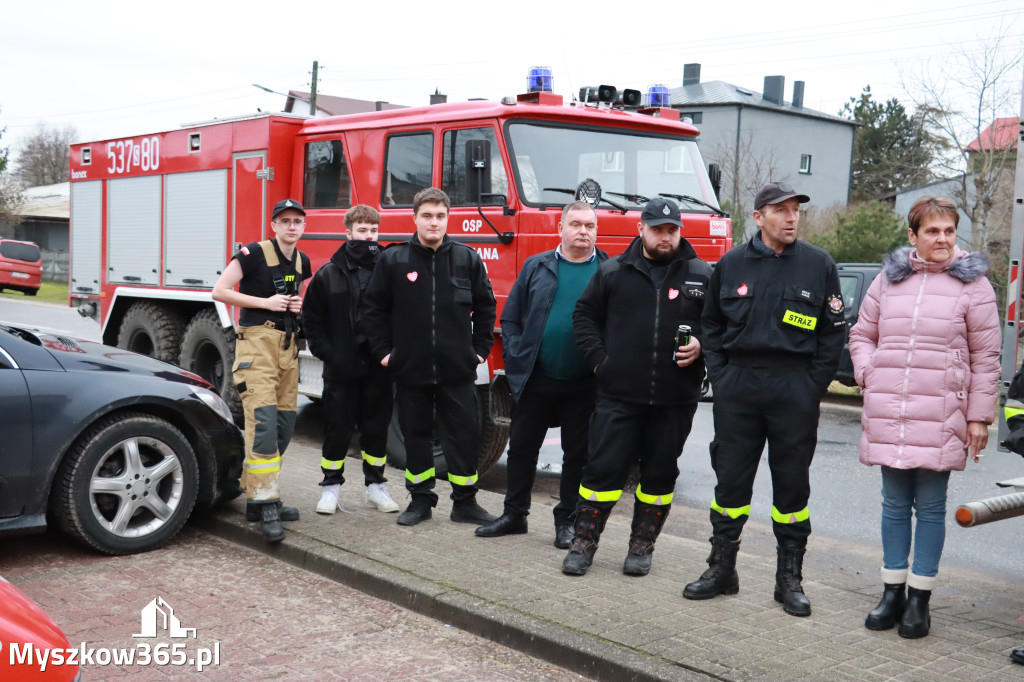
[883,245,989,284]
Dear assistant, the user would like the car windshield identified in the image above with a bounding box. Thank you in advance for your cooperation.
[506,121,720,211]
[0,241,41,262]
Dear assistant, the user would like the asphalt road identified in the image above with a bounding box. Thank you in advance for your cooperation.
[4,294,1023,579]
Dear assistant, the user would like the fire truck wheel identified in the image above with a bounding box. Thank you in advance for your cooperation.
[477,381,511,476]
[51,412,200,555]
[179,309,242,423]
[116,302,185,365]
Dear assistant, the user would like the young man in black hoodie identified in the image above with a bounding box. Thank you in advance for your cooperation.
[303,205,400,516]
[362,188,498,527]
[564,197,711,577]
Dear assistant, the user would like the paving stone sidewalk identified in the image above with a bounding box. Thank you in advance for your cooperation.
[200,439,1024,682]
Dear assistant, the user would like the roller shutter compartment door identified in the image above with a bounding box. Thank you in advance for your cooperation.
[107,176,161,285]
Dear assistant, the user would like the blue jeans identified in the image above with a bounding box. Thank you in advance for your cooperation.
[880,466,951,578]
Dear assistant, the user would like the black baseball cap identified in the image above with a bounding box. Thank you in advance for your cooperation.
[754,182,810,210]
[641,197,684,227]
[272,198,306,220]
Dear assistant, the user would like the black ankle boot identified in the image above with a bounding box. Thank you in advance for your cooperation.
[561,505,609,576]
[898,587,931,639]
[774,542,811,617]
[865,583,906,630]
[259,502,284,543]
[683,536,741,599]
[623,502,670,576]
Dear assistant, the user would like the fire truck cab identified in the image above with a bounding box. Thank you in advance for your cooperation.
[68,90,732,474]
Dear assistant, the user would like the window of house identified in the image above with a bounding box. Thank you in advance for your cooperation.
[799,154,812,174]
[441,127,509,205]
[303,140,351,209]
[679,111,703,124]
[382,132,434,206]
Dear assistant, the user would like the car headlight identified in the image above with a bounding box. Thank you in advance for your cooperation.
[190,386,235,423]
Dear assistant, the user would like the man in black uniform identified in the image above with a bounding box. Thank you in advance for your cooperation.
[475,200,608,548]
[362,187,498,527]
[683,181,845,616]
[303,204,400,516]
[562,197,711,577]
[212,198,311,542]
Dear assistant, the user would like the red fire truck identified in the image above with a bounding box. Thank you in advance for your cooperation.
[68,88,732,474]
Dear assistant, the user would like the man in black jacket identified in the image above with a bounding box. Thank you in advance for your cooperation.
[563,197,711,577]
[303,205,400,516]
[362,188,498,527]
[475,201,608,548]
[682,181,845,617]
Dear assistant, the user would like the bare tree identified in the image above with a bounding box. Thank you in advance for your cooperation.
[707,131,787,241]
[14,124,78,187]
[0,113,24,236]
[902,31,1022,256]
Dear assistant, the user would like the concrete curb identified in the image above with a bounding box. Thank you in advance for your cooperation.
[198,510,715,681]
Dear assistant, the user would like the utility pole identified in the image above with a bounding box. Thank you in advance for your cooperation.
[310,61,319,116]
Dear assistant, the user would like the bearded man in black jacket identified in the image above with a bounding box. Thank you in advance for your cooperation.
[563,197,711,577]
[362,188,498,527]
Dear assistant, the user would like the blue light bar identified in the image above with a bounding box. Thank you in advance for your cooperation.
[527,66,553,93]
[647,84,670,108]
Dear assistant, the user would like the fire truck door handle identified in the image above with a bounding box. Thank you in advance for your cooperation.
[124,275,142,282]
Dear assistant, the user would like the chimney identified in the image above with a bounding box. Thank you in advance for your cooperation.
[792,81,804,108]
[762,75,785,105]
[683,63,701,87]
[430,89,447,105]
[375,101,388,111]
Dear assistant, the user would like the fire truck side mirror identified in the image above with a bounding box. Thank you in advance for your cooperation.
[708,163,722,200]
[466,139,492,205]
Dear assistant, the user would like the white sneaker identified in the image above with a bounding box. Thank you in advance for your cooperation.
[366,483,400,513]
[316,484,342,515]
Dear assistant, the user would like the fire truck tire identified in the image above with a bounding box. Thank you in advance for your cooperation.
[477,381,511,476]
[179,309,242,423]
[385,384,510,477]
[116,302,185,365]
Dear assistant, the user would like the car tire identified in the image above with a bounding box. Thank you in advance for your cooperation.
[25,288,38,296]
[179,309,242,423]
[51,412,200,555]
[116,302,185,365]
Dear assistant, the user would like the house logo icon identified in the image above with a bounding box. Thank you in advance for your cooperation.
[133,597,197,639]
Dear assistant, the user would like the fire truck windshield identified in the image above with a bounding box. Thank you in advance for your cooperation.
[506,121,720,212]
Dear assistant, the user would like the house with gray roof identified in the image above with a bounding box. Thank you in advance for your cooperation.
[663,64,856,228]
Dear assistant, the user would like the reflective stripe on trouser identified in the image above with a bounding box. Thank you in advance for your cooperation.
[234,326,299,501]
[578,397,696,512]
[708,364,818,544]
[396,383,480,504]
[320,373,391,487]
[636,485,673,506]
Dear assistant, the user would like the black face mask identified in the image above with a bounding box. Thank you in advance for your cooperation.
[347,239,379,267]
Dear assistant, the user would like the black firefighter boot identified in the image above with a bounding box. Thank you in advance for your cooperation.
[561,505,610,576]
[774,542,811,617]
[623,502,670,576]
[259,502,285,543]
[683,535,740,599]
[247,501,299,523]
[898,586,932,639]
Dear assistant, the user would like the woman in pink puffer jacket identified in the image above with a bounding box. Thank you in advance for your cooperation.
[849,196,1000,640]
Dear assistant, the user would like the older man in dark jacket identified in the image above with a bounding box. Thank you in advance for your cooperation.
[562,197,711,577]
[475,201,608,548]
[362,188,498,527]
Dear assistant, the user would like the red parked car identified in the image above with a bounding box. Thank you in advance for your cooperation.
[0,239,43,296]
[0,576,80,681]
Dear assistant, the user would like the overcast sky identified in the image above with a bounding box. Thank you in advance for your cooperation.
[2,0,1021,160]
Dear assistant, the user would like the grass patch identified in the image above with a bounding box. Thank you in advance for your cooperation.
[0,280,69,305]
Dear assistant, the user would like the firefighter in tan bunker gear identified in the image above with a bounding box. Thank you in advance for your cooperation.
[213,198,312,542]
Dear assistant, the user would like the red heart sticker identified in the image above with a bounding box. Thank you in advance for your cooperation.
[668,288,679,300]
[407,271,418,282]
[737,283,748,296]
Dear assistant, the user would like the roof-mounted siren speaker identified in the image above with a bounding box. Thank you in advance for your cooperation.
[647,84,671,108]
[579,84,618,103]
[527,66,553,93]
[619,89,642,107]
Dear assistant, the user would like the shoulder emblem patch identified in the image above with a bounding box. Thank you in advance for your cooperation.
[828,294,844,314]
[241,246,250,256]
